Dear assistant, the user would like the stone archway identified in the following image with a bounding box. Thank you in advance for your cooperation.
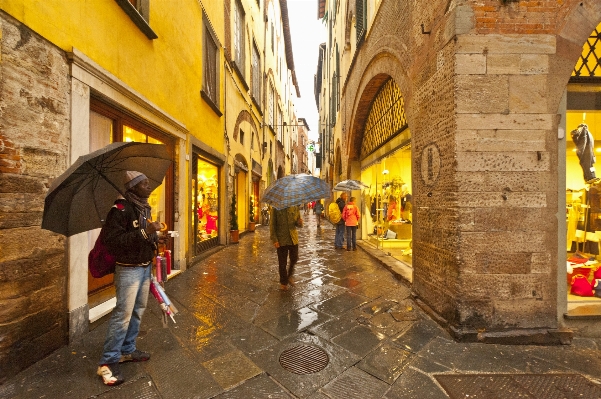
[346,52,412,164]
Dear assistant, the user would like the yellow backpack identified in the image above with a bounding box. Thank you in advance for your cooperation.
[328,202,341,223]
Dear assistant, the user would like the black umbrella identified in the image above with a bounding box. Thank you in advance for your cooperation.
[42,142,172,237]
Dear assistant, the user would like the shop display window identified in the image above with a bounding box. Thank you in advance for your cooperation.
[566,111,601,309]
[193,156,219,254]
[361,144,412,266]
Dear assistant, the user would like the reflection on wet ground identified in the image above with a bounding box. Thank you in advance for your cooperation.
[5,213,601,399]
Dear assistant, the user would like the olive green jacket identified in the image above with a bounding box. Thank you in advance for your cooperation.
[270,206,301,246]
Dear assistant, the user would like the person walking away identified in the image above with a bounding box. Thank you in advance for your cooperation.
[334,192,347,249]
[270,205,303,291]
[314,200,324,227]
[342,196,360,251]
[97,171,163,386]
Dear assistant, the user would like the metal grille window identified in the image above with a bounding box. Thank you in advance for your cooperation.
[234,0,245,77]
[252,44,261,103]
[572,22,601,81]
[360,79,408,159]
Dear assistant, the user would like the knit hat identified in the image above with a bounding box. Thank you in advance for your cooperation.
[124,171,147,190]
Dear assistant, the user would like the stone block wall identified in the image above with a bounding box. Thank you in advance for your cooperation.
[0,11,70,382]
[339,0,601,341]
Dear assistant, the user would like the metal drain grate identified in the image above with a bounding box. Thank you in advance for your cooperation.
[279,345,329,374]
[435,373,601,399]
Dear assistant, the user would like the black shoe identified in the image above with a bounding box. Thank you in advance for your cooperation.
[353,247,357,251]
[120,349,150,363]
[347,248,351,251]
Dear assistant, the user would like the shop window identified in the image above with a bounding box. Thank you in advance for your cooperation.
[565,22,601,316]
[192,155,220,254]
[88,99,175,302]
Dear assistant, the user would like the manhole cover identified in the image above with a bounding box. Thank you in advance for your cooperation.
[435,373,601,399]
[279,345,329,374]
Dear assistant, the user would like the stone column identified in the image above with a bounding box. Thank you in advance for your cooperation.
[68,78,91,342]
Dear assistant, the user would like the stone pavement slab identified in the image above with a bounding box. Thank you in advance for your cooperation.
[260,307,332,340]
[212,373,293,399]
[3,215,601,398]
[248,332,361,398]
[357,343,413,384]
[320,366,389,399]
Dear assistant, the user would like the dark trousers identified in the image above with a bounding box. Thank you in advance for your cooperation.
[277,244,298,285]
[346,225,357,249]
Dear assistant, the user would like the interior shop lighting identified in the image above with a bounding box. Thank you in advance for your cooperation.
[382,169,389,175]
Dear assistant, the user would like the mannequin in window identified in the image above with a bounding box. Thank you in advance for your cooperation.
[571,123,597,183]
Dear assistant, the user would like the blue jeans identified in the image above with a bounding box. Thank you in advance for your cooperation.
[99,264,151,365]
[346,225,357,249]
[335,222,345,248]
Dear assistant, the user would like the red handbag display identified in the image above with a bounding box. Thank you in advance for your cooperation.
[570,275,594,297]
[594,267,601,280]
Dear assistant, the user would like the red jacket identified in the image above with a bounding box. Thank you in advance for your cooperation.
[342,202,360,226]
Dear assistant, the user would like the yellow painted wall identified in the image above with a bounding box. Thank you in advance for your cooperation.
[0,0,224,150]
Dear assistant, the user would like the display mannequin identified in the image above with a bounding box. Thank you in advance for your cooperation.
[571,123,597,183]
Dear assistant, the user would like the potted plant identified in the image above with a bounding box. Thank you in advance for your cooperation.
[249,196,256,232]
[230,193,239,243]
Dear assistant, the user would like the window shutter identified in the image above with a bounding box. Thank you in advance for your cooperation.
[356,0,365,44]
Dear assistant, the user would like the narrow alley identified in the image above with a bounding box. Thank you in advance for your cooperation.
[2,213,601,399]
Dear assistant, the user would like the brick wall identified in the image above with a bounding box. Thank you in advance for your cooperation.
[338,0,601,341]
[0,11,70,381]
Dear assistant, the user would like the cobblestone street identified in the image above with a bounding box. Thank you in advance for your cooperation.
[2,213,601,398]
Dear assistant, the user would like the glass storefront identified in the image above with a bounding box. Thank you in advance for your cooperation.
[88,99,175,306]
[566,110,601,311]
[361,144,412,265]
[192,154,220,254]
[565,21,601,312]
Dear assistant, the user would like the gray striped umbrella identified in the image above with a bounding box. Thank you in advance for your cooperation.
[332,179,369,191]
[262,174,331,210]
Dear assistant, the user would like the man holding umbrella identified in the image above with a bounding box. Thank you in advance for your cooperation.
[97,171,163,386]
[270,205,303,291]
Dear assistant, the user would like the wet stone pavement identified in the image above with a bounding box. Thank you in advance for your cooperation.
[3,213,601,398]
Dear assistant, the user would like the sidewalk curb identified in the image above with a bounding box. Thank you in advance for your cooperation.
[356,240,413,285]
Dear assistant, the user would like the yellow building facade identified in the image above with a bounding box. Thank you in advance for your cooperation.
[0,0,301,380]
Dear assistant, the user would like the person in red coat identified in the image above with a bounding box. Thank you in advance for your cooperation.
[342,196,360,251]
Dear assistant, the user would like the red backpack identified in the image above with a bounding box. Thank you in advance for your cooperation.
[88,227,116,278]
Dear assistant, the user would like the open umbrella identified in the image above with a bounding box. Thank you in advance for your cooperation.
[262,174,331,210]
[333,179,369,191]
[42,142,172,237]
